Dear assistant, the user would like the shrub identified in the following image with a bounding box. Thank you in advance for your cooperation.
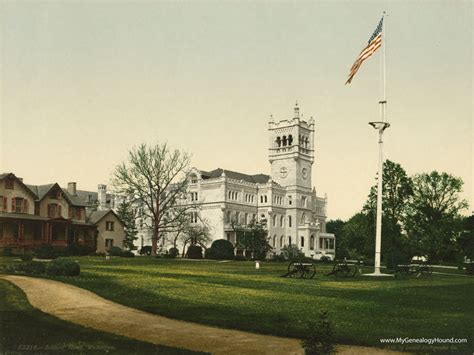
[270,253,287,262]
[167,247,179,258]
[34,244,57,259]
[91,252,107,257]
[186,245,203,259]
[302,311,336,355]
[45,258,80,276]
[109,246,123,256]
[465,262,474,275]
[120,250,135,258]
[206,239,234,260]
[319,256,331,263]
[234,254,246,261]
[8,261,46,275]
[68,243,95,256]
[2,247,14,257]
[20,253,34,262]
[281,245,304,262]
[139,246,152,255]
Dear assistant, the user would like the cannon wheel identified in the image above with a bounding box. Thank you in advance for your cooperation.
[301,263,316,279]
[287,262,299,278]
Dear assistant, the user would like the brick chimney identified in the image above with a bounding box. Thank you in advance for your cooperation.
[68,182,77,196]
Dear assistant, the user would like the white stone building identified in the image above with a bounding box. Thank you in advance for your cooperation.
[170,103,336,259]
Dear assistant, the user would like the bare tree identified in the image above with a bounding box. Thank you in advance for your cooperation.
[112,143,193,255]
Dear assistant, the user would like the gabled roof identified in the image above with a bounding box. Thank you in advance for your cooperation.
[200,168,270,184]
[0,173,38,198]
[86,209,124,226]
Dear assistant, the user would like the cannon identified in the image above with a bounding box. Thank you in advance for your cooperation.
[282,261,316,279]
[326,260,361,278]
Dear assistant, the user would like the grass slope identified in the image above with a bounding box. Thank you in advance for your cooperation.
[2,257,473,352]
[0,278,203,354]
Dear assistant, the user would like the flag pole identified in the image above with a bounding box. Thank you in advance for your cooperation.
[366,12,391,277]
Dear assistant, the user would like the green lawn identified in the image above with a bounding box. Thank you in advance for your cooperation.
[1,257,473,353]
[0,277,203,354]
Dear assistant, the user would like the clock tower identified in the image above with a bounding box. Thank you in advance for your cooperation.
[268,102,315,190]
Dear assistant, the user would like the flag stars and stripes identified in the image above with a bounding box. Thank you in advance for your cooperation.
[346,16,384,85]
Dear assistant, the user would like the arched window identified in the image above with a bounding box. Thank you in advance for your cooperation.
[288,216,292,227]
[288,135,293,146]
[276,136,281,147]
[273,235,277,247]
[300,236,305,247]
[272,215,277,227]
[264,195,267,203]
[288,236,292,245]
[190,174,198,184]
[228,191,232,199]
[282,136,287,146]
[244,213,249,224]
[280,215,284,227]
[305,137,309,148]
[260,196,264,203]
[226,211,231,223]
[300,213,306,225]
[310,235,315,250]
[280,235,284,247]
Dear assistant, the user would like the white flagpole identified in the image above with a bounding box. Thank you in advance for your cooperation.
[366,12,391,277]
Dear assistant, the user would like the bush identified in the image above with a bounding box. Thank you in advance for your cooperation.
[2,247,14,257]
[234,254,247,261]
[120,250,135,258]
[186,245,203,259]
[167,247,179,258]
[139,246,152,255]
[20,254,34,262]
[270,254,287,262]
[67,243,95,256]
[319,256,331,263]
[8,261,46,275]
[302,311,336,355]
[109,246,123,256]
[34,244,57,259]
[281,245,304,262]
[465,262,474,275]
[45,258,80,276]
[206,239,234,260]
[91,252,107,257]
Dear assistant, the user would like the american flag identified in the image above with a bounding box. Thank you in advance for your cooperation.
[346,17,384,85]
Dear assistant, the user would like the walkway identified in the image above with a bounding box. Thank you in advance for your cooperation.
[2,275,404,355]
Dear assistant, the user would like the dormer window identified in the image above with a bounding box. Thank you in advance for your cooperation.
[50,189,61,199]
[5,179,14,189]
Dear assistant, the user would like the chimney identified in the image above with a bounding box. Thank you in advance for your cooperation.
[68,182,77,196]
[98,184,107,210]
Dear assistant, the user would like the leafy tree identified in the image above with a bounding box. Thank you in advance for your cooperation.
[326,219,346,258]
[112,143,193,255]
[116,200,138,250]
[180,220,212,257]
[457,215,474,261]
[363,160,413,264]
[405,171,468,262]
[280,245,304,261]
[340,212,374,260]
[302,311,336,355]
[234,219,271,259]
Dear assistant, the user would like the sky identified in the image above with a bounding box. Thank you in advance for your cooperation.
[1,1,472,220]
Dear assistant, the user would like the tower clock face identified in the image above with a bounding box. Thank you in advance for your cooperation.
[302,168,308,179]
[280,167,288,178]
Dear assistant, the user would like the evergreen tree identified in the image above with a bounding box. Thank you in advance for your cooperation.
[116,200,138,250]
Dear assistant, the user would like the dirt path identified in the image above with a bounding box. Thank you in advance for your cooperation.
[2,275,404,355]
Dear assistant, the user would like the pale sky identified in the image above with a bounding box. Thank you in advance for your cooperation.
[1,1,472,220]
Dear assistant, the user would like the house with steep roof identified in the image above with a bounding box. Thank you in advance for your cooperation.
[0,173,125,253]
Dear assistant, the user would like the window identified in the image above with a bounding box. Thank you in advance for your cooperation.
[105,239,114,249]
[264,195,267,203]
[288,236,292,245]
[106,221,115,231]
[319,238,323,249]
[280,236,284,247]
[273,235,276,247]
[5,179,14,189]
[272,215,276,227]
[300,213,306,225]
[190,192,198,201]
[288,195,292,205]
[190,175,198,184]
[301,236,305,247]
[288,216,292,227]
[50,189,61,199]
[288,135,293,146]
[47,204,58,218]
[310,235,315,250]
[325,239,335,250]
[2,197,7,212]
[301,196,307,208]
[280,216,284,227]
[276,136,281,147]
[190,212,198,223]
[260,195,263,203]
[226,211,231,223]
